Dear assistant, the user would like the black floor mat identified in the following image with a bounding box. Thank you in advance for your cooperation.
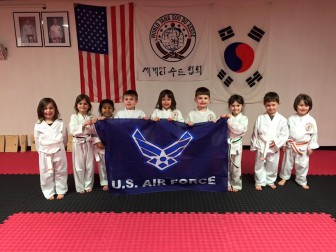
[1,174,335,223]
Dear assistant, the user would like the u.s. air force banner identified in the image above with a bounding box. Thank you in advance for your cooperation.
[95,119,228,194]
[135,4,210,81]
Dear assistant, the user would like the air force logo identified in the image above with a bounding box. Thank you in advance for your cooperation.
[132,129,193,171]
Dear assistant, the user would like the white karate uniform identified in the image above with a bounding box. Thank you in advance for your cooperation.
[93,146,108,187]
[151,108,184,122]
[280,113,319,185]
[34,119,68,199]
[227,113,248,190]
[250,112,289,186]
[49,24,63,43]
[185,108,217,124]
[69,113,100,192]
[22,24,36,43]
[115,108,146,119]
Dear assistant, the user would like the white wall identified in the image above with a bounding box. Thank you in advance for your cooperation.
[0,0,335,146]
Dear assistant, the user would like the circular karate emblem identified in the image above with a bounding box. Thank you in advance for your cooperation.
[208,114,214,121]
[305,123,313,131]
[149,13,196,62]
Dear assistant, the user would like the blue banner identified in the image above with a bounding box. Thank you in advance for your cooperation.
[95,119,228,194]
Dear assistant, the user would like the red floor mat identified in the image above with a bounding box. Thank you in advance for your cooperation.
[0,150,335,175]
[0,152,86,174]
[0,212,335,251]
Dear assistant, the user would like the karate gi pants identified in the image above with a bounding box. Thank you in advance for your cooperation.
[72,141,95,192]
[39,149,68,199]
[254,151,279,186]
[97,153,108,186]
[228,153,242,190]
[280,147,309,186]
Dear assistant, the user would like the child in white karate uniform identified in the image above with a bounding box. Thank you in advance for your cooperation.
[278,94,319,189]
[185,87,217,126]
[221,94,248,192]
[69,94,100,193]
[151,89,184,122]
[94,99,115,191]
[250,92,289,190]
[34,98,68,200]
[115,90,149,119]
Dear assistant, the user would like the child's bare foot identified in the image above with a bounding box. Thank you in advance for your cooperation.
[56,194,64,200]
[102,185,108,191]
[278,179,286,186]
[231,187,238,192]
[228,186,233,192]
[48,195,55,200]
[255,185,262,191]
[302,185,310,190]
[268,184,276,189]
[85,188,92,193]
[79,190,85,194]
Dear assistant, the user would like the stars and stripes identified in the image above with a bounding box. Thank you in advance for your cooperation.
[76,5,108,54]
[75,3,135,103]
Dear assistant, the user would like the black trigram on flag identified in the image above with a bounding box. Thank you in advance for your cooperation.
[218,26,235,41]
[246,71,263,87]
[245,27,265,87]
[217,69,234,87]
[248,26,265,42]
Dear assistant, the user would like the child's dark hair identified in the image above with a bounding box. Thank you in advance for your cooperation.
[123,89,138,100]
[195,87,210,98]
[228,94,245,107]
[37,97,60,121]
[155,89,177,110]
[293,94,313,112]
[74,94,92,114]
[263,91,279,104]
[98,99,115,116]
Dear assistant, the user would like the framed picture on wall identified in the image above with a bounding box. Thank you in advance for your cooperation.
[13,12,43,47]
[41,11,71,47]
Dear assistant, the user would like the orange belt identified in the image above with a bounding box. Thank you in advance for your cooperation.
[288,139,309,155]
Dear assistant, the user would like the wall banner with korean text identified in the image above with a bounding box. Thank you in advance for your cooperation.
[211,2,271,103]
[95,119,228,195]
[135,4,210,81]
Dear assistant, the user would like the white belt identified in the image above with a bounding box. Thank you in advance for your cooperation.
[44,150,61,173]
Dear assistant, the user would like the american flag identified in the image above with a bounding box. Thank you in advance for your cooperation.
[75,3,135,103]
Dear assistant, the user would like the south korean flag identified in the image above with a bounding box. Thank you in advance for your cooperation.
[211,2,271,103]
